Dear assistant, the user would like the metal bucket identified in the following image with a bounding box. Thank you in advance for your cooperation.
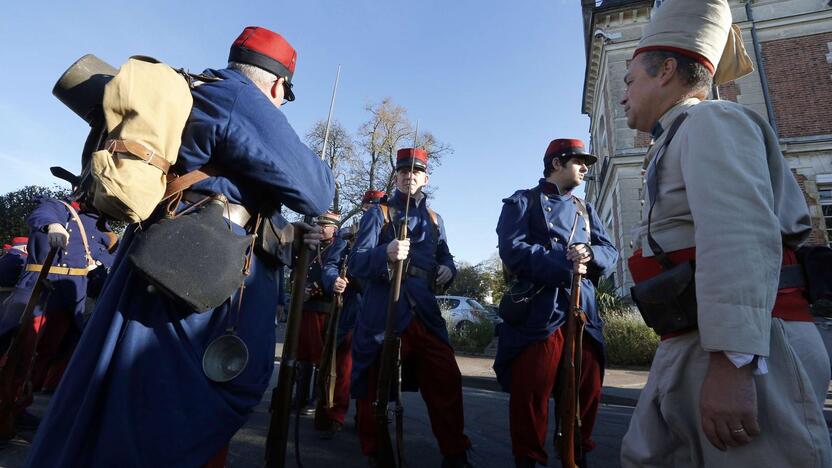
[52,54,117,124]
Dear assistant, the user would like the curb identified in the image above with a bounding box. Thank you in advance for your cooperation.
[460,375,640,408]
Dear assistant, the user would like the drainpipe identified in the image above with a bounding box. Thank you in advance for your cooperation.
[745,1,780,138]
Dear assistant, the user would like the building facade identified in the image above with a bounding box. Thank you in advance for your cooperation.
[580,0,832,293]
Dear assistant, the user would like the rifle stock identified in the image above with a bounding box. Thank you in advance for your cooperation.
[314,258,347,430]
[265,64,341,467]
[556,266,584,468]
[265,226,313,468]
[0,247,58,439]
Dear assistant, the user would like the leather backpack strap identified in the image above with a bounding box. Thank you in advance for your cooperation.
[379,203,391,224]
[162,164,221,201]
[57,200,94,269]
[426,208,439,229]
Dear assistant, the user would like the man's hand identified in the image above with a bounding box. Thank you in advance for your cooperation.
[47,223,69,249]
[436,265,453,286]
[294,222,323,249]
[566,243,592,264]
[333,276,349,294]
[386,239,410,262]
[699,352,760,451]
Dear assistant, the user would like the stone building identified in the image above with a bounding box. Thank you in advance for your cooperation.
[580,0,832,293]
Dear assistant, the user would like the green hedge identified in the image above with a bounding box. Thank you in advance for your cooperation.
[602,309,659,367]
[449,319,495,354]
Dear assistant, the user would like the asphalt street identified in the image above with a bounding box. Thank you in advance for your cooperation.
[228,375,635,468]
[0,374,634,468]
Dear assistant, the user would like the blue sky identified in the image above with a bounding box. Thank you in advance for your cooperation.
[0,0,591,265]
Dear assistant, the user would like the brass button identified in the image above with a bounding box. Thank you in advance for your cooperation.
[545,207,552,212]
[548,222,554,228]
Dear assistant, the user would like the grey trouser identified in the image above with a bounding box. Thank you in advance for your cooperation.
[621,319,832,467]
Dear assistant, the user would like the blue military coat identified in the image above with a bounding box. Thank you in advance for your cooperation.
[26,67,334,468]
[0,198,115,339]
[321,231,359,346]
[493,179,617,391]
[348,191,456,398]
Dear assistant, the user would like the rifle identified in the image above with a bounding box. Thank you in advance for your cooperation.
[265,65,341,468]
[0,247,58,439]
[313,253,348,430]
[555,263,584,468]
[374,123,419,468]
[555,204,591,468]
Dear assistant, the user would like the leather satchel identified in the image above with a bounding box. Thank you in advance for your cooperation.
[630,260,698,335]
[129,199,252,311]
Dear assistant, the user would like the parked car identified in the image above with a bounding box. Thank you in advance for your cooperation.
[436,295,489,332]
[482,304,503,326]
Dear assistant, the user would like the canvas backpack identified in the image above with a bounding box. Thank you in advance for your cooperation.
[81,56,196,222]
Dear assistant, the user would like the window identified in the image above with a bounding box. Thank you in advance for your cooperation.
[466,299,484,310]
[437,298,460,310]
[820,186,832,244]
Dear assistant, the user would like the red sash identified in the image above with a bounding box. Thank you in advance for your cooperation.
[628,246,812,341]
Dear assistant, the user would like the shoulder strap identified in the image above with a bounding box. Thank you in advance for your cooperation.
[645,112,689,269]
[571,197,591,246]
[57,201,94,269]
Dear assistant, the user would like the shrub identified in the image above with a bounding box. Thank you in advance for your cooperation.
[449,319,495,354]
[602,308,659,367]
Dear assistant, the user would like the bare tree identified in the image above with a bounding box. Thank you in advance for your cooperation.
[296,99,454,227]
[305,120,356,213]
[348,98,454,220]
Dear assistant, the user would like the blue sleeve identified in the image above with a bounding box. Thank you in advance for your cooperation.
[496,192,571,286]
[321,236,348,294]
[585,203,618,281]
[435,213,456,279]
[347,205,390,282]
[223,89,335,216]
[277,266,286,304]
[27,198,68,231]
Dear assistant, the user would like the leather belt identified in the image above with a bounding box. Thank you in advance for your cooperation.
[0,286,13,292]
[181,191,252,227]
[105,139,171,174]
[407,264,435,281]
[26,264,88,276]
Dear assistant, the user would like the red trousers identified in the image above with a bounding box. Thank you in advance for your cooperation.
[31,309,76,391]
[356,317,470,457]
[297,310,326,364]
[1,309,76,416]
[326,332,353,425]
[509,328,602,465]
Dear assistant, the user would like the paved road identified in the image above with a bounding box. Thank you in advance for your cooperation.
[0,376,633,468]
[229,381,634,468]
